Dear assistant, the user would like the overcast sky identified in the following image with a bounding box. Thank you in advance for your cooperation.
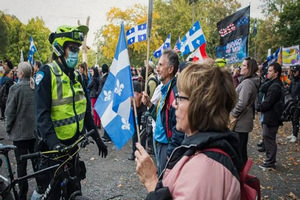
[1,0,264,49]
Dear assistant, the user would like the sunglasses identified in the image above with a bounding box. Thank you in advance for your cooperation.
[68,45,80,53]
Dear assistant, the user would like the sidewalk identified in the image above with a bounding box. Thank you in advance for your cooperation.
[248,115,300,200]
[0,115,299,199]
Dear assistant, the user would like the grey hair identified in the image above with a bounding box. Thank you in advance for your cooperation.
[18,62,35,89]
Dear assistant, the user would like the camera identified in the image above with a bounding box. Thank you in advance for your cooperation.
[291,65,300,73]
[141,111,153,135]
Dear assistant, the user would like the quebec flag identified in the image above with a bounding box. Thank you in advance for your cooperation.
[179,21,206,56]
[173,36,181,53]
[153,34,171,58]
[95,22,135,149]
[28,36,37,65]
[126,23,147,45]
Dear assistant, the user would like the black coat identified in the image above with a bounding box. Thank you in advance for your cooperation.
[258,78,283,126]
[290,76,300,101]
[88,76,100,98]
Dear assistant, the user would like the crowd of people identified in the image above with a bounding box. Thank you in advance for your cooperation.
[0,23,299,199]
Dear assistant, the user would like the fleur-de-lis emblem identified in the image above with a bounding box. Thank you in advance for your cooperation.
[121,118,130,130]
[104,90,112,101]
[114,79,124,96]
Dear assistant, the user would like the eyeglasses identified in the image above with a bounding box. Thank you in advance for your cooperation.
[175,93,189,105]
[68,45,80,53]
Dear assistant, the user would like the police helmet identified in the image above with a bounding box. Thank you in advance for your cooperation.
[215,58,227,68]
[49,25,89,56]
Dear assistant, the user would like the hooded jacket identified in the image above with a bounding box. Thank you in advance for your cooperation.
[145,130,243,200]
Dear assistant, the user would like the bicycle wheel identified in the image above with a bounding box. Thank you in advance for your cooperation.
[0,180,13,200]
[0,190,13,200]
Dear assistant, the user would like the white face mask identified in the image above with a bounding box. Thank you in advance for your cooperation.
[66,51,79,68]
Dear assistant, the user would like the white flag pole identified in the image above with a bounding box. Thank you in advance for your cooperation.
[145,0,153,96]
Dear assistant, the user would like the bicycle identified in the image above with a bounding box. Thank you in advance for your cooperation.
[0,130,95,200]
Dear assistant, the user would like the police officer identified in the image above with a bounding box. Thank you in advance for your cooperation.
[34,25,107,198]
[287,64,300,143]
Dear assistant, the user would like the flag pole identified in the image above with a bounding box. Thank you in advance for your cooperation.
[247,2,251,57]
[132,97,141,144]
[145,0,153,96]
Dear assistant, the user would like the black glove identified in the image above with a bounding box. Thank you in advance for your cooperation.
[95,137,108,158]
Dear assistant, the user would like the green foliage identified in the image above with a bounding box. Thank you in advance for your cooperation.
[276,0,300,47]
[78,48,98,68]
[0,12,51,66]
[25,18,52,63]
[154,0,241,59]
[0,12,8,58]
[94,4,162,67]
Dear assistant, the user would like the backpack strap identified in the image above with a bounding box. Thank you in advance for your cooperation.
[201,148,239,180]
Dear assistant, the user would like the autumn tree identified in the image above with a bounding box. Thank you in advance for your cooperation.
[95,4,163,67]
[154,0,241,58]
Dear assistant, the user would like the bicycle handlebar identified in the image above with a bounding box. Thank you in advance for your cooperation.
[20,152,41,160]
[20,129,95,161]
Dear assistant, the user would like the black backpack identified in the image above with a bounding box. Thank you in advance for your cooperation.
[281,88,296,122]
[0,82,9,106]
[147,75,160,88]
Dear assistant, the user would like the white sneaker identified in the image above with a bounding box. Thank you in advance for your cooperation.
[287,134,294,139]
[290,136,297,143]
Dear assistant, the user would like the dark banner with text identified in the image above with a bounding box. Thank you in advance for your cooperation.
[216,36,248,64]
[217,6,250,45]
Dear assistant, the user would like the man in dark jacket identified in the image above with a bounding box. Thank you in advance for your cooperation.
[257,62,283,170]
[287,64,300,143]
[142,49,184,175]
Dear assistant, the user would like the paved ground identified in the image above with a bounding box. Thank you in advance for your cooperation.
[0,113,299,200]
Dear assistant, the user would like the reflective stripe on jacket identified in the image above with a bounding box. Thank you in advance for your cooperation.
[48,62,87,140]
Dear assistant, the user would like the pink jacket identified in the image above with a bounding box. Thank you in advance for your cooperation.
[162,152,241,200]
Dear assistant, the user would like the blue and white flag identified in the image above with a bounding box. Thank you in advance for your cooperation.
[174,36,181,53]
[153,34,171,58]
[28,36,37,65]
[262,47,281,71]
[179,21,206,56]
[126,23,147,45]
[95,22,135,150]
